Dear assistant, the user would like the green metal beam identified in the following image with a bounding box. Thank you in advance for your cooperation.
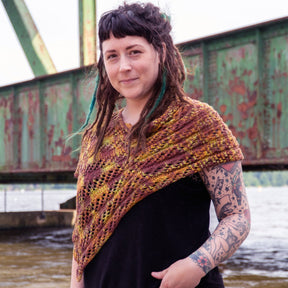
[79,0,97,66]
[1,0,57,76]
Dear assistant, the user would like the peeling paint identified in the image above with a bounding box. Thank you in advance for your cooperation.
[0,18,288,179]
[181,18,288,166]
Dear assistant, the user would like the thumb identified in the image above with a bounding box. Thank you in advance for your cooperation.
[151,268,168,279]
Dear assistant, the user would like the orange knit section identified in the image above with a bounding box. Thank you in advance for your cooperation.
[72,98,244,281]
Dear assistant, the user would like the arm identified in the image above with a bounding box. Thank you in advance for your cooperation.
[70,256,84,288]
[190,160,251,272]
[152,161,250,288]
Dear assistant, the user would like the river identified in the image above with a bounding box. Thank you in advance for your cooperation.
[0,186,287,287]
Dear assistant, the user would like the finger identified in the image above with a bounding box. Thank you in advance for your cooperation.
[151,269,167,279]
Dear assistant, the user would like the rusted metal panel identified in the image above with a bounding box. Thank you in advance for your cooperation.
[0,68,95,176]
[182,37,261,160]
[1,17,288,183]
[208,40,260,161]
[0,89,14,170]
[182,44,204,101]
[17,85,41,169]
[41,73,95,170]
[263,31,288,159]
[42,79,74,168]
[181,17,288,169]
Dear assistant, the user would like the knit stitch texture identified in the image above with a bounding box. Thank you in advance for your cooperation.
[72,97,244,280]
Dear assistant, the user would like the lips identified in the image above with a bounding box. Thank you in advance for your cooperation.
[119,77,138,84]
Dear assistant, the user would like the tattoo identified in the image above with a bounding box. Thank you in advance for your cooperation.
[218,200,233,220]
[190,249,213,274]
[195,161,251,273]
[200,161,248,220]
[221,161,238,173]
[214,178,224,201]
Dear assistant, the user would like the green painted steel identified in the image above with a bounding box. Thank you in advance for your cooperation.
[1,0,56,76]
[181,17,288,169]
[0,67,96,181]
[79,0,97,66]
[0,17,288,182]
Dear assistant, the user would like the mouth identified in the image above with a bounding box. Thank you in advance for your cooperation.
[119,77,138,84]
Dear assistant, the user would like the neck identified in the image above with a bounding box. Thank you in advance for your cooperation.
[122,99,148,125]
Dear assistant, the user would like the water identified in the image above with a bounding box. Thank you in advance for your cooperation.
[0,187,287,287]
[0,227,73,288]
[214,186,288,287]
[0,188,76,212]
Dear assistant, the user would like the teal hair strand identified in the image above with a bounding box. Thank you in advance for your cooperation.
[146,69,167,120]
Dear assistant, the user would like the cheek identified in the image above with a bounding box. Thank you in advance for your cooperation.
[105,66,116,84]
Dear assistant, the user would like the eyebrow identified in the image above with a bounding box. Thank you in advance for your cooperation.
[104,44,143,55]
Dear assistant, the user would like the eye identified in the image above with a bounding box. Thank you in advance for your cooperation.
[106,54,117,61]
[130,50,142,56]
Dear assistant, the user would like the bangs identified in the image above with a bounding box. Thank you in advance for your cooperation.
[98,11,152,48]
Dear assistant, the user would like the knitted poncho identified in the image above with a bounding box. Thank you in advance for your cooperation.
[72,97,244,280]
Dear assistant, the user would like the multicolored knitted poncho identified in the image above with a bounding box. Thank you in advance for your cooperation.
[72,97,244,280]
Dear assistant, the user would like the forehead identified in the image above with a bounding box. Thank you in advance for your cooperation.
[102,34,152,52]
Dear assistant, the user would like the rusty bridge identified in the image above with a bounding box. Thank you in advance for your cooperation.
[0,0,288,183]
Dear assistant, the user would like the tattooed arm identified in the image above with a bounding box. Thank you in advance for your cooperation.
[152,161,250,288]
[190,161,251,272]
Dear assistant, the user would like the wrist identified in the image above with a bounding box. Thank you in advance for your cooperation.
[189,249,213,275]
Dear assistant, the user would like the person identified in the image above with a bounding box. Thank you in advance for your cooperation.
[70,2,251,288]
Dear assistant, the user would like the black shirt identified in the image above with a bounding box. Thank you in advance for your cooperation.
[84,175,225,288]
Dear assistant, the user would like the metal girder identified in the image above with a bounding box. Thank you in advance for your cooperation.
[79,0,97,66]
[1,17,288,183]
[1,0,57,76]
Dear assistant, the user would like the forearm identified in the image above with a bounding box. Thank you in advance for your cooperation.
[193,161,251,274]
[189,211,250,273]
[70,257,84,288]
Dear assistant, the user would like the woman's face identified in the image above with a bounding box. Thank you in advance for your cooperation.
[102,34,160,105]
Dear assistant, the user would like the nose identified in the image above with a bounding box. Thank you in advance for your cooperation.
[119,56,132,72]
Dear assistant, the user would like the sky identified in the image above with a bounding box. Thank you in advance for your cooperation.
[0,0,287,87]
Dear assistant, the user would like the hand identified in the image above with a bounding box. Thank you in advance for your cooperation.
[151,257,206,288]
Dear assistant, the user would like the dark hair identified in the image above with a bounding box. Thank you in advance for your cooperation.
[85,2,187,155]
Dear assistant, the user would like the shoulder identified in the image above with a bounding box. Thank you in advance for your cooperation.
[177,97,224,125]
[152,97,225,134]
